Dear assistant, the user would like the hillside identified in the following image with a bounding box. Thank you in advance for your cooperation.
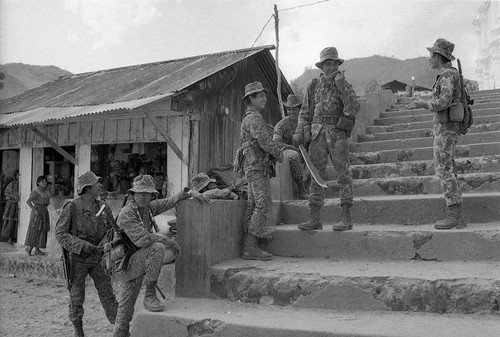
[290,55,475,96]
[0,63,72,100]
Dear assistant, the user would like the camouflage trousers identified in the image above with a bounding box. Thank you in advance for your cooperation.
[308,126,353,208]
[433,123,463,206]
[283,149,304,183]
[113,242,165,337]
[69,255,118,326]
[243,169,274,239]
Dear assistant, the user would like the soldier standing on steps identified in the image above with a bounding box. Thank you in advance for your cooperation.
[55,171,118,337]
[238,81,295,261]
[293,47,360,232]
[412,38,467,230]
[273,94,309,199]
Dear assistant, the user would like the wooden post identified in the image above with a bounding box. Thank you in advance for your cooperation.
[17,147,32,245]
[274,4,285,119]
[175,200,246,298]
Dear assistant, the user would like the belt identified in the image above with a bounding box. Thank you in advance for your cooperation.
[313,116,339,125]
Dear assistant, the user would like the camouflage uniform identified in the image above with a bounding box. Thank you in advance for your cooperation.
[55,198,118,330]
[240,107,283,239]
[429,65,463,206]
[273,116,303,182]
[299,74,360,209]
[113,191,189,337]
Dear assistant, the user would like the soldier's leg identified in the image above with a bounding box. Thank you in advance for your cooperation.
[243,176,256,234]
[299,130,328,230]
[330,130,354,231]
[285,149,308,199]
[433,130,463,206]
[247,170,272,239]
[89,262,118,324]
[113,275,144,337]
[69,259,89,336]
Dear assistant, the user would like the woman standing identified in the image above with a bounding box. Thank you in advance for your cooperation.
[2,170,20,244]
[412,38,467,230]
[25,176,51,255]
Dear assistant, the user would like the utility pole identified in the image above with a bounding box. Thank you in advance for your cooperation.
[274,4,285,119]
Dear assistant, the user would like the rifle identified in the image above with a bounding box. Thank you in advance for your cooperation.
[457,59,474,134]
[101,194,166,299]
[60,201,78,291]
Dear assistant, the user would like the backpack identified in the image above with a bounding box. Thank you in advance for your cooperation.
[457,59,474,135]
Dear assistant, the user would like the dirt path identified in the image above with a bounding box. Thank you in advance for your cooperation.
[0,272,175,337]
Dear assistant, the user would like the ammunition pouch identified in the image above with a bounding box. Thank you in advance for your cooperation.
[436,101,464,124]
[335,115,356,136]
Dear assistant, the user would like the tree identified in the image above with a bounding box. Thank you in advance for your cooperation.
[365,79,381,94]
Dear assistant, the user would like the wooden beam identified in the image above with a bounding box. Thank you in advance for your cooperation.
[29,126,76,165]
[144,110,187,164]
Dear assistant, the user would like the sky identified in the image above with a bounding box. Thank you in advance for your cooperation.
[0,0,485,82]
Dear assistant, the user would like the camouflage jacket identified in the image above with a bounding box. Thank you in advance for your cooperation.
[273,116,297,145]
[116,191,189,248]
[297,74,360,141]
[240,107,283,172]
[55,197,113,257]
[429,65,461,113]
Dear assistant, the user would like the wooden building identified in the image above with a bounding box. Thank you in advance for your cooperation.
[0,45,293,247]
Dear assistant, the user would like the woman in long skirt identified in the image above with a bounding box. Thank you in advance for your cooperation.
[24,176,51,256]
[2,170,20,244]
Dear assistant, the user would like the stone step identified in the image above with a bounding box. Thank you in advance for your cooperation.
[470,88,500,96]
[382,101,500,118]
[337,155,500,180]
[270,223,500,261]
[132,297,500,337]
[323,172,500,198]
[350,142,500,165]
[360,122,500,142]
[281,193,500,225]
[210,257,500,314]
[353,130,500,153]
[366,114,500,133]
[374,107,500,126]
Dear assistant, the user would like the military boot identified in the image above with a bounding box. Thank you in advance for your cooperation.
[242,235,273,261]
[434,204,467,230]
[73,322,84,337]
[298,206,322,230]
[143,281,164,312]
[296,180,309,200]
[333,203,353,231]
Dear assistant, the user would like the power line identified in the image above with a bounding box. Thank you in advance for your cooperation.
[281,0,331,12]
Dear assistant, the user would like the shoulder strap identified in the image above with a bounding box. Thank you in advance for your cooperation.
[69,201,77,237]
[457,59,470,104]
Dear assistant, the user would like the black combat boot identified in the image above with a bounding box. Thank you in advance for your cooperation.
[434,204,467,230]
[242,235,273,261]
[298,206,322,230]
[143,281,164,312]
[332,203,353,231]
[73,322,84,337]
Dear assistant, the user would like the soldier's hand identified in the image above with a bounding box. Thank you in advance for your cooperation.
[282,144,298,152]
[163,237,182,257]
[292,133,303,145]
[335,71,346,93]
[190,190,211,204]
[81,243,103,257]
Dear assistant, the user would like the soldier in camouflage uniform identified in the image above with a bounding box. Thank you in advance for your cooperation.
[238,81,295,261]
[113,175,209,337]
[55,171,118,337]
[273,94,308,199]
[293,47,361,231]
[412,38,467,230]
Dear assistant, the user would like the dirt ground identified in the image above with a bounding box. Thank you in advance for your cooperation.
[0,271,175,337]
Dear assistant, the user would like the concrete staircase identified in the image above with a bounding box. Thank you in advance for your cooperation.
[131,89,500,336]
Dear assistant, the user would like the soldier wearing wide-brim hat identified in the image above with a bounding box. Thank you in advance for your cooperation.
[112,174,209,337]
[55,170,118,337]
[412,38,467,231]
[293,46,361,232]
[238,81,296,261]
[274,94,308,199]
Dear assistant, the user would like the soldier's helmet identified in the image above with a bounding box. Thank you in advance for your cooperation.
[315,47,344,69]
[426,38,455,61]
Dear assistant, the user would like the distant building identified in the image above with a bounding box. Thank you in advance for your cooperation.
[474,0,500,90]
[381,80,430,93]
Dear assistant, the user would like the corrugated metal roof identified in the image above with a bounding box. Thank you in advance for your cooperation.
[0,94,173,127]
[0,45,275,117]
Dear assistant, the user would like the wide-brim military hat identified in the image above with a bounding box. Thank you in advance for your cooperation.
[128,175,159,195]
[242,81,269,101]
[315,47,344,69]
[427,38,455,61]
[77,171,102,194]
[191,172,216,192]
[283,94,302,108]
